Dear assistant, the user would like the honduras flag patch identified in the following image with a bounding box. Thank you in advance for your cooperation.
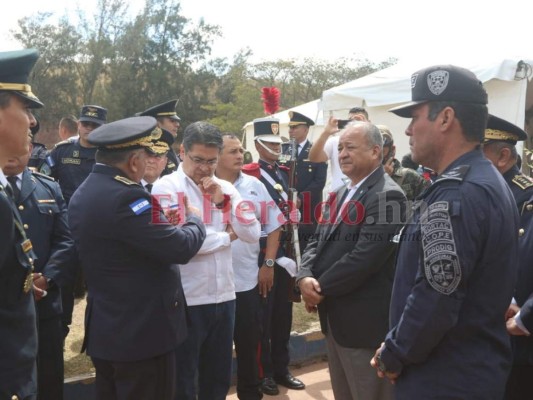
[129,198,151,215]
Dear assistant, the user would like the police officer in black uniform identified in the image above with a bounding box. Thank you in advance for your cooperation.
[141,128,174,192]
[481,115,533,399]
[279,111,327,252]
[4,139,75,400]
[371,65,519,399]
[68,116,206,400]
[28,117,49,174]
[138,99,181,175]
[247,117,305,395]
[0,48,43,400]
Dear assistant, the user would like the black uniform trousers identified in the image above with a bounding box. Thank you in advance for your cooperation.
[234,285,263,400]
[260,265,293,379]
[37,314,64,400]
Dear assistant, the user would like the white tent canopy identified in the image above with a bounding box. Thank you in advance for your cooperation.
[319,56,533,158]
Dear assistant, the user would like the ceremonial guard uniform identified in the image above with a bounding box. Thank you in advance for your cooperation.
[248,117,305,394]
[0,48,43,400]
[280,111,327,252]
[68,117,206,399]
[9,169,75,400]
[138,99,181,176]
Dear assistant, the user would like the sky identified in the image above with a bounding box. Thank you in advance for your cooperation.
[3,0,533,66]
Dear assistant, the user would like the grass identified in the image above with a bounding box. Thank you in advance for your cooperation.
[64,296,320,378]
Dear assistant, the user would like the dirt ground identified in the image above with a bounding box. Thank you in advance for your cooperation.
[64,295,319,378]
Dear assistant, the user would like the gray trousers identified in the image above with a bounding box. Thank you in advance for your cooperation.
[326,322,393,400]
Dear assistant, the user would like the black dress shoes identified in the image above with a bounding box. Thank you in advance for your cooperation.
[274,373,306,390]
[261,377,280,396]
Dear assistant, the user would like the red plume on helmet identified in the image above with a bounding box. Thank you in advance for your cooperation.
[261,87,280,115]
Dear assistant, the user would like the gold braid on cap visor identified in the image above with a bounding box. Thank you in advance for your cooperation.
[151,142,170,155]
[157,112,178,117]
[104,135,154,150]
[484,129,518,142]
[0,82,38,97]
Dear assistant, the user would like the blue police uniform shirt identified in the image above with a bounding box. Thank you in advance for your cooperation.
[13,169,76,319]
[47,137,97,204]
[382,149,519,399]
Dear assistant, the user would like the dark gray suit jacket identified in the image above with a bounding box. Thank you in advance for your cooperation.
[297,166,406,348]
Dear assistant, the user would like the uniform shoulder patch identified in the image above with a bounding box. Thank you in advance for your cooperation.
[129,198,151,215]
[242,163,261,179]
[512,174,533,190]
[420,201,462,295]
[114,175,137,186]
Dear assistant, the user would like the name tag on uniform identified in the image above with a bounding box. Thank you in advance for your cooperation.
[129,199,151,215]
[38,199,56,204]
[61,157,81,165]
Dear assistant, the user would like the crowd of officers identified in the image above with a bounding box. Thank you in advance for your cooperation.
[1,47,533,400]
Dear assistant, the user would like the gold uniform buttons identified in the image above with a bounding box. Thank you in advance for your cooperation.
[23,224,29,230]
[18,205,24,211]
[527,204,533,211]
[12,395,19,400]
[519,228,525,237]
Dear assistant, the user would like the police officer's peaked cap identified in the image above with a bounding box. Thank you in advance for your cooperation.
[0,49,43,108]
[389,65,487,118]
[150,127,174,155]
[139,99,181,121]
[253,117,283,143]
[79,105,107,125]
[288,111,315,126]
[88,116,156,151]
[484,114,527,144]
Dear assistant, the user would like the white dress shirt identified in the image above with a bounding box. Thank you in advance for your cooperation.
[152,165,261,305]
[324,136,348,193]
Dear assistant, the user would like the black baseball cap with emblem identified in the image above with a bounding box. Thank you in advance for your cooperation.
[288,111,315,127]
[484,114,527,144]
[149,127,174,155]
[88,116,156,152]
[79,105,107,125]
[254,117,283,143]
[389,65,488,118]
[0,48,43,108]
[139,99,181,121]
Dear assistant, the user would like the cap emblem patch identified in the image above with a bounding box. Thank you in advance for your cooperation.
[427,70,449,96]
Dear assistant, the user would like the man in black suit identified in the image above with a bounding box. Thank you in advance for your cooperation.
[280,111,327,252]
[297,121,406,400]
[4,139,76,400]
[0,48,44,400]
[68,117,206,399]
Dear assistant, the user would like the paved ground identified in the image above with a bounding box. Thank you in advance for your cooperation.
[226,360,333,399]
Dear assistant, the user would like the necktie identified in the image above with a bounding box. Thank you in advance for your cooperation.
[145,183,153,193]
[7,176,20,201]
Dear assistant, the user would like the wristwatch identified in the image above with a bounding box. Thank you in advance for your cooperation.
[264,259,275,268]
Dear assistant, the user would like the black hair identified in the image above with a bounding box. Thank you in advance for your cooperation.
[427,101,488,143]
[182,121,223,152]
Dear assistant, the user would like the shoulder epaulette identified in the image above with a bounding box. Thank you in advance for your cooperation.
[53,137,77,148]
[31,171,55,181]
[434,165,470,183]
[242,163,260,179]
[114,175,137,186]
[512,174,533,190]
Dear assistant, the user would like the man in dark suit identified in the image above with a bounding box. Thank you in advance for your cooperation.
[280,111,327,252]
[4,139,76,400]
[0,48,44,400]
[68,117,206,399]
[297,121,406,400]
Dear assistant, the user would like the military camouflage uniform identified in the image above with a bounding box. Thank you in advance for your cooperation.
[390,158,429,201]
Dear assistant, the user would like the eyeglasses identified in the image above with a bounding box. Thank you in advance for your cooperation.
[187,153,218,166]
